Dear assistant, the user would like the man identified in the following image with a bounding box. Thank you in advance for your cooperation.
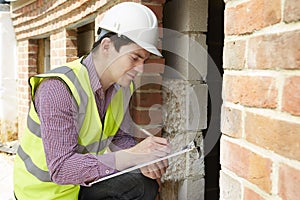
[14,2,171,200]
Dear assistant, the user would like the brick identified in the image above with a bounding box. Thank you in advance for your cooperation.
[66,48,78,56]
[279,164,300,200]
[19,79,28,86]
[244,187,265,200]
[223,74,278,108]
[219,171,242,200]
[220,105,242,138]
[282,76,300,116]
[28,67,37,75]
[186,82,207,130]
[20,66,27,73]
[28,57,37,66]
[223,40,246,69]
[225,0,281,35]
[29,39,37,45]
[220,138,272,193]
[134,75,162,90]
[245,112,300,161]
[19,73,25,79]
[56,49,65,56]
[142,0,166,4]
[284,0,300,22]
[146,4,163,21]
[132,92,162,108]
[51,49,58,57]
[247,30,300,69]
[66,57,78,62]
[144,58,165,73]
[130,108,163,125]
[28,43,38,53]
[66,39,77,48]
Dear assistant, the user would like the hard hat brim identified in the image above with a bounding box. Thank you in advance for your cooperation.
[129,38,162,57]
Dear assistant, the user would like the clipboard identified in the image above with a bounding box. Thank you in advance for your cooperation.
[88,140,197,186]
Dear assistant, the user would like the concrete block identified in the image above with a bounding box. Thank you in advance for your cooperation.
[163,32,207,81]
[188,33,207,81]
[187,0,208,32]
[162,133,189,181]
[161,130,204,181]
[164,0,208,32]
[186,82,208,131]
[162,80,208,133]
[162,79,187,134]
[161,79,206,199]
[178,177,205,200]
[186,131,205,177]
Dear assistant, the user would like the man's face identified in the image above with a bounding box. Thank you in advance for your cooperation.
[107,43,150,87]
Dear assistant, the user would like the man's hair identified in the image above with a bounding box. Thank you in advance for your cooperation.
[92,29,133,52]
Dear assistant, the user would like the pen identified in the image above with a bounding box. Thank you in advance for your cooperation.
[140,128,153,137]
[140,128,171,143]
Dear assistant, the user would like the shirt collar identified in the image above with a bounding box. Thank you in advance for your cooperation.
[81,53,102,93]
[81,53,121,93]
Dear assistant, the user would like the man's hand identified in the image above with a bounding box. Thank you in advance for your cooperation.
[140,159,169,179]
[115,136,171,171]
[128,136,171,161]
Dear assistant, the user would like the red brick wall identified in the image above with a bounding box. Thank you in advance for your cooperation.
[50,29,78,68]
[221,0,300,199]
[131,58,165,140]
[12,0,165,139]
[17,40,38,136]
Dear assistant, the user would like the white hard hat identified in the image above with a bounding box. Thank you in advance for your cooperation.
[98,2,162,57]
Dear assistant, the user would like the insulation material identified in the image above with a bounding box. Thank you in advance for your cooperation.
[162,79,204,181]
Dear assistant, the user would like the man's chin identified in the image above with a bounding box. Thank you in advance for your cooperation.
[118,81,131,88]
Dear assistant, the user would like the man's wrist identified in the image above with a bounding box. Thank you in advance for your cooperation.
[115,149,136,171]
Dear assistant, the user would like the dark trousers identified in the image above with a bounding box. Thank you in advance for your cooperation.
[78,171,159,200]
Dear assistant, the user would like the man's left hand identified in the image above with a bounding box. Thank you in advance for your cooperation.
[140,159,169,179]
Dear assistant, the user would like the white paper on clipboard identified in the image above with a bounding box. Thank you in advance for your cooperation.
[88,141,196,186]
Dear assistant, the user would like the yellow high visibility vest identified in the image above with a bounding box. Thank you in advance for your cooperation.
[14,58,133,200]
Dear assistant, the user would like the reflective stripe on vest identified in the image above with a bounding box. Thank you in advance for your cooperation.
[27,103,111,155]
[27,66,110,154]
[17,145,51,182]
[45,66,88,128]
[14,58,134,199]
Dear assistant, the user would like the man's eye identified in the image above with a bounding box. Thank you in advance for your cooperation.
[131,56,138,61]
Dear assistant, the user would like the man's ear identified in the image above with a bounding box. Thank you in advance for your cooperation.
[100,37,112,53]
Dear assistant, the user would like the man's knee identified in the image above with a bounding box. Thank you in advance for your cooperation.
[79,172,159,200]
